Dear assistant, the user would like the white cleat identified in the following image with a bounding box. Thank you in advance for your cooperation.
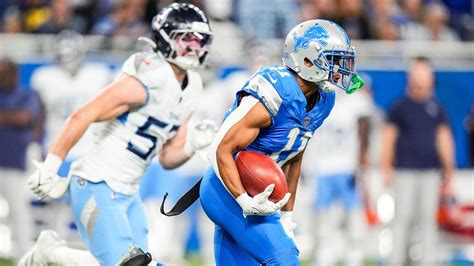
[18,230,66,266]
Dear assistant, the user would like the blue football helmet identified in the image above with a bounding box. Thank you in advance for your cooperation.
[282,19,357,93]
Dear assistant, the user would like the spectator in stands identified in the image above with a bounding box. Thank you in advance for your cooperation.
[71,0,107,34]
[381,57,455,266]
[36,0,86,33]
[236,0,299,39]
[92,0,148,49]
[423,3,459,41]
[128,0,147,22]
[337,0,372,39]
[401,0,423,23]
[2,6,23,33]
[368,0,408,39]
[400,2,459,41]
[373,16,399,40]
[0,58,42,260]
[300,0,338,22]
[368,0,399,21]
[15,0,50,32]
[396,0,425,40]
[443,0,474,40]
[0,0,9,24]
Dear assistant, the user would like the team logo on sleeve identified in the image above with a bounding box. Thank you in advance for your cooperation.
[293,25,329,52]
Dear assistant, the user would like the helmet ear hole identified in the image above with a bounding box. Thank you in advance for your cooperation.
[303,58,313,67]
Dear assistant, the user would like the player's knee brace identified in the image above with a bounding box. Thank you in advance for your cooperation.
[262,251,299,266]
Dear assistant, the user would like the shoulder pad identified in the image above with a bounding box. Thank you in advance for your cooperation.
[121,52,169,89]
[240,73,283,117]
[258,66,299,99]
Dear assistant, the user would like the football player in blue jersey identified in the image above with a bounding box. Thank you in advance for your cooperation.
[200,19,364,265]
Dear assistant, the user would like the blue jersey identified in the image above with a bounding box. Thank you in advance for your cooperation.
[226,65,335,166]
[200,66,335,264]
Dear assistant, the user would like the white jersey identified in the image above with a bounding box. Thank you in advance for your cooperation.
[173,70,248,176]
[303,89,373,176]
[31,63,112,159]
[70,52,203,195]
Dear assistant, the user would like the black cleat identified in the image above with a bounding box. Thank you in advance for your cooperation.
[117,246,153,266]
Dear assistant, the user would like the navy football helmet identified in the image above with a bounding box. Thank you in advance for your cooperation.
[150,3,212,69]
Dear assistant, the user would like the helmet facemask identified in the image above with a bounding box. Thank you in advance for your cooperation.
[164,29,212,69]
[314,47,356,93]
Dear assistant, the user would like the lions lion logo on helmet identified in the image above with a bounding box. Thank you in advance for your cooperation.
[292,25,329,52]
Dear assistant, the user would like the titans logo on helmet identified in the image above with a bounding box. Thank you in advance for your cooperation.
[292,25,329,52]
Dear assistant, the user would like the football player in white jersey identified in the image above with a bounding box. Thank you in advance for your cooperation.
[20,3,215,266]
[301,87,374,266]
[29,29,113,239]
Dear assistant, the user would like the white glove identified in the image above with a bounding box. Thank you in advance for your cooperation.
[184,119,218,157]
[27,153,70,200]
[236,184,291,217]
[280,211,297,241]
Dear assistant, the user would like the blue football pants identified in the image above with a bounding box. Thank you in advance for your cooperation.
[68,176,148,265]
[200,168,299,265]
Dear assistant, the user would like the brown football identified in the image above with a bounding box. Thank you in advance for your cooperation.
[235,151,288,203]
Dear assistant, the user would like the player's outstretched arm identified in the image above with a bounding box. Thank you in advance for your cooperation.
[28,75,147,199]
[49,74,147,159]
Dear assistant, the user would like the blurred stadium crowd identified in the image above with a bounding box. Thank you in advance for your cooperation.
[0,0,473,41]
[0,1,473,266]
